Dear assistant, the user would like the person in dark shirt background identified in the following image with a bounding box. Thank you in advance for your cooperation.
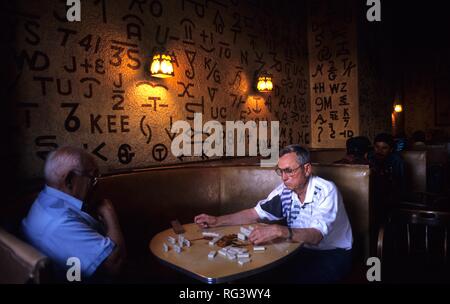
[335,136,371,165]
[369,133,406,217]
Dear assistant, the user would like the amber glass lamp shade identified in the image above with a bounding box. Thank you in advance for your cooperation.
[150,53,174,78]
[257,76,273,92]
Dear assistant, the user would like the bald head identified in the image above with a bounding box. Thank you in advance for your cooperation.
[44,146,98,188]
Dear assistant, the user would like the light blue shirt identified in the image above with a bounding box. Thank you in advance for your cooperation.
[22,186,115,280]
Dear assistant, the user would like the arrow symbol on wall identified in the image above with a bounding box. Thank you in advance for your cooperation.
[92,142,107,161]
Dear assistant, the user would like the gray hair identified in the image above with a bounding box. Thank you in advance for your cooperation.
[279,144,311,165]
[44,146,95,187]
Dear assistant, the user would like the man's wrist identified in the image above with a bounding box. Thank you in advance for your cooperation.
[286,227,293,241]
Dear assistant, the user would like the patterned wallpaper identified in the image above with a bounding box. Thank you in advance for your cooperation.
[4,0,310,179]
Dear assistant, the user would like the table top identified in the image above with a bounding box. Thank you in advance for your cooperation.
[149,223,301,284]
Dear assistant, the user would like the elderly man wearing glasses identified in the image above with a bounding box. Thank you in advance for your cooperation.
[195,144,353,283]
[22,146,126,282]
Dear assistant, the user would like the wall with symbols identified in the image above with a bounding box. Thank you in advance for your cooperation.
[307,0,359,148]
[6,0,310,179]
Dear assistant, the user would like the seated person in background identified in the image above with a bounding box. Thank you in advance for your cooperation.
[369,133,406,193]
[195,144,353,284]
[334,136,371,165]
[22,146,126,282]
[369,133,406,216]
[394,134,408,153]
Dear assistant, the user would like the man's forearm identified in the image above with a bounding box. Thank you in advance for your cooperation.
[280,226,323,245]
[102,214,126,273]
[216,208,259,226]
[104,218,126,253]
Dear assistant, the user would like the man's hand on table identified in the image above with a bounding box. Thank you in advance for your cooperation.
[194,214,291,245]
[248,224,288,245]
[194,213,218,228]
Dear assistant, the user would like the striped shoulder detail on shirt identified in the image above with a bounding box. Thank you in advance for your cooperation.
[260,194,283,218]
[281,187,292,216]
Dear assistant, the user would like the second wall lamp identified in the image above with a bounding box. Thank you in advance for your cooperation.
[150,51,174,78]
[256,73,273,92]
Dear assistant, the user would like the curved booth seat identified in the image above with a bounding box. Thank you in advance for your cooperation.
[5,158,373,283]
[93,159,372,283]
[0,227,50,284]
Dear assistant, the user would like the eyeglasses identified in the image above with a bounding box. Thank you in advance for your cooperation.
[73,170,99,187]
[275,165,302,177]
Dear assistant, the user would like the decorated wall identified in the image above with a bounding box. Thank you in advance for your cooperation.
[307,0,359,148]
[6,0,445,184]
[4,0,310,179]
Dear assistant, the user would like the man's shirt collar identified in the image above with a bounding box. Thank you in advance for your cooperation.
[290,175,315,205]
[303,175,315,203]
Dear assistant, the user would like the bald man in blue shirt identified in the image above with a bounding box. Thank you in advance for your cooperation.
[22,146,126,282]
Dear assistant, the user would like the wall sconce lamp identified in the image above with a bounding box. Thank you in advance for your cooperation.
[150,51,174,78]
[394,104,403,113]
[256,73,273,92]
[393,91,403,113]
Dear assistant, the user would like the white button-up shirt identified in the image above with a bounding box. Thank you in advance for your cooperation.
[254,175,353,250]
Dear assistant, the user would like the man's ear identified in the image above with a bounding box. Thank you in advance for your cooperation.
[304,163,312,177]
[65,171,75,189]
